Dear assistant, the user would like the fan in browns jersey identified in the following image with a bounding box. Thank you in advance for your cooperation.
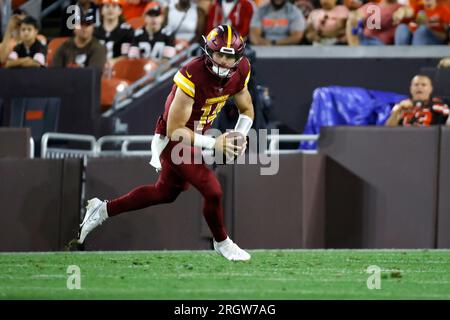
[385,74,450,126]
[128,1,176,60]
[94,0,134,61]
[75,25,255,261]
[5,16,47,68]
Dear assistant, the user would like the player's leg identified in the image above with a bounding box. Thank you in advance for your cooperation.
[106,167,188,217]
[78,159,187,244]
[165,149,250,261]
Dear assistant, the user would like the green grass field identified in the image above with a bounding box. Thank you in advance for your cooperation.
[1,250,449,299]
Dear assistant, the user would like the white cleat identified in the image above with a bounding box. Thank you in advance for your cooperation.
[213,237,251,261]
[77,198,108,244]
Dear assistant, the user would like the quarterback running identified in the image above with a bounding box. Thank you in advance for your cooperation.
[76,25,255,261]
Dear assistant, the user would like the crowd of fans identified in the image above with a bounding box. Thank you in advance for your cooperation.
[0,0,448,120]
[0,0,448,71]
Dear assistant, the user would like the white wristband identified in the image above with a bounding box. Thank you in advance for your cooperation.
[194,133,216,149]
[234,114,253,136]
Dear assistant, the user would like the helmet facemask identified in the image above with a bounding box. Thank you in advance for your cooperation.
[202,34,245,79]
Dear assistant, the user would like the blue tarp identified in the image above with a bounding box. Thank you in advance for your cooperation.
[300,86,407,150]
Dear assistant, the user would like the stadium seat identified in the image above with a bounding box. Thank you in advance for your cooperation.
[112,58,158,83]
[12,0,27,9]
[126,16,145,30]
[10,97,61,155]
[101,77,130,112]
[47,37,69,66]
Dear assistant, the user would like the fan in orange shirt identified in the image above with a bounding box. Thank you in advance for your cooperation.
[394,0,449,44]
[121,0,148,20]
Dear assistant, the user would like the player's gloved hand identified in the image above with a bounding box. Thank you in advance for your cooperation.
[214,132,243,160]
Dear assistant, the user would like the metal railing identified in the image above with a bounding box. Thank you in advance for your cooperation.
[96,135,154,157]
[266,134,319,155]
[29,137,35,158]
[41,132,97,159]
[41,133,319,159]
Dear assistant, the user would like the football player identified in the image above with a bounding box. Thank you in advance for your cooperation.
[77,25,254,261]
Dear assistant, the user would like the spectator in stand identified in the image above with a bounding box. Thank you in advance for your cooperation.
[394,0,450,45]
[128,1,177,60]
[5,16,46,68]
[197,0,213,14]
[439,56,450,68]
[61,0,101,36]
[0,9,26,66]
[249,0,306,45]
[51,12,106,71]
[94,0,134,61]
[206,0,254,38]
[121,0,148,20]
[343,0,366,10]
[385,74,449,126]
[305,0,349,45]
[346,0,403,45]
[294,0,315,20]
[254,0,270,7]
[166,0,206,44]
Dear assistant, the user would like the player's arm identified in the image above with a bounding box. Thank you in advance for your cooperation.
[167,87,241,157]
[232,86,255,155]
[233,85,254,124]
[166,87,196,144]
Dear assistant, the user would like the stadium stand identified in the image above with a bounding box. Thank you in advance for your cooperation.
[9,97,60,155]
[111,57,158,82]
[46,36,68,65]
[125,15,145,29]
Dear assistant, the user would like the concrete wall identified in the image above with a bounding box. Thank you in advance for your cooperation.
[83,157,210,250]
[437,127,450,248]
[0,128,31,158]
[319,126,439,248]
[1,127,449,251]
[0,159,81,251]
[0,68,102,135]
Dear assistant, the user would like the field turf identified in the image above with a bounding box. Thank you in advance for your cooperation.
[1,250,449,299]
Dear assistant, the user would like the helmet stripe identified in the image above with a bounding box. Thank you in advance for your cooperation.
[227,25,231,48]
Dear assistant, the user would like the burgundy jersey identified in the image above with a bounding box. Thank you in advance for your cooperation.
[155,56,251,135]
